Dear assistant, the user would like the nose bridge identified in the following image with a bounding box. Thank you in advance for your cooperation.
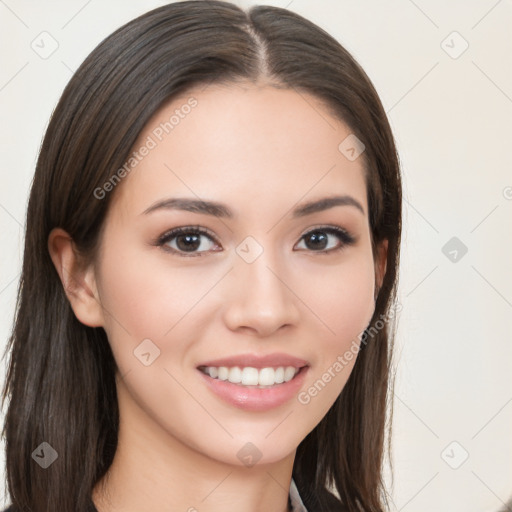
[240,250,283,299]
[237,241,288,306]
[223,237,300,334]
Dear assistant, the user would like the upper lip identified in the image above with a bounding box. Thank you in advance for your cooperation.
[197,353,309,369]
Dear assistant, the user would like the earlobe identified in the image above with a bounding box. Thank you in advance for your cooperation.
[47,228,104,328]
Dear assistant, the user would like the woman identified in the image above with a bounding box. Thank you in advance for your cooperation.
[1,1,402,511]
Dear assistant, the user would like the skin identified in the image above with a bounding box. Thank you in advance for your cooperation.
[49,81,387,512]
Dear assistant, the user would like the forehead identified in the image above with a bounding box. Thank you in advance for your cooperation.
[108,82,368,221]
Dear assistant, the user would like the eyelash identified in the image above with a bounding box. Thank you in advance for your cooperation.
[154,224,356,258]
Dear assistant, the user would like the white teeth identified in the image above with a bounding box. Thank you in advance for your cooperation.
[201,365,301,387]
[274,367,285,384]
[284,366,296,382]
[217,367,229,381]
[258,367,275,386]
[241,367,259,386]
[228,367,242,384]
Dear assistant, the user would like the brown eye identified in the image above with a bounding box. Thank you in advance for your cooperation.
[158,227,220,256]
[295,226,355,253]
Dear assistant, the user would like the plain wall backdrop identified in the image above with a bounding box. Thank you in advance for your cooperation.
[1,1,511,511]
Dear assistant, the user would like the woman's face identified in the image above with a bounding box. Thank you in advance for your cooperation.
[90,82,384,466]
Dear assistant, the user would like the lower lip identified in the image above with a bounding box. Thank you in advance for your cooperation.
[197,367,309,412]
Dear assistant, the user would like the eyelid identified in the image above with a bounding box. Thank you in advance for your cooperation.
[157,224,219,243]
[300,223,354,238]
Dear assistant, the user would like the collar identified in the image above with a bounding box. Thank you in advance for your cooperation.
[289,477,309,512]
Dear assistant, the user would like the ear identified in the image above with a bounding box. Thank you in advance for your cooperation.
[48,227,104,327]
[374,239,388,298]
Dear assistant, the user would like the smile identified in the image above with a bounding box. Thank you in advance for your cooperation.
[198,365,301,388]
[197,365,309,411]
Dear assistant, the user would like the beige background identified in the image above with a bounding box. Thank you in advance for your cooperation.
[1,0,511,510]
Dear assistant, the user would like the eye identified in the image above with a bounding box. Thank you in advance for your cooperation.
[295,226,356,253]
[156,226,220,257]
[154,224,356,257]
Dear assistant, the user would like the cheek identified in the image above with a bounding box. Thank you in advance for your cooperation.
[94,240,234,383]
[96,242,215,339]
[327,268,375,342]
[296,255,376,347]
[292,253,375,407]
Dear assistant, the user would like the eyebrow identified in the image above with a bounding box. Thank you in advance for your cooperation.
[141,194,365,218]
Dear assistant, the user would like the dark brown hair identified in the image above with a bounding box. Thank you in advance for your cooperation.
[1,1,401,511]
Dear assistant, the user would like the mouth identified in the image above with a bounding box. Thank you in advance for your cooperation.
[196,355,310,411]
[197,364,307,388]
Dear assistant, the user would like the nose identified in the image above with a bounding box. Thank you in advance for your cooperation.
[222,250,301,337]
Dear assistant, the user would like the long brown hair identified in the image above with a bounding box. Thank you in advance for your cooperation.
[1,2,401,510]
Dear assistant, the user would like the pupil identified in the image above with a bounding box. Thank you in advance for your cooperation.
[308,232,327,250]
[177,234,200,251]
[174,232,329,252]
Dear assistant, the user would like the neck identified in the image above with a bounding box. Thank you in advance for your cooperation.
[92,377,295,512]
